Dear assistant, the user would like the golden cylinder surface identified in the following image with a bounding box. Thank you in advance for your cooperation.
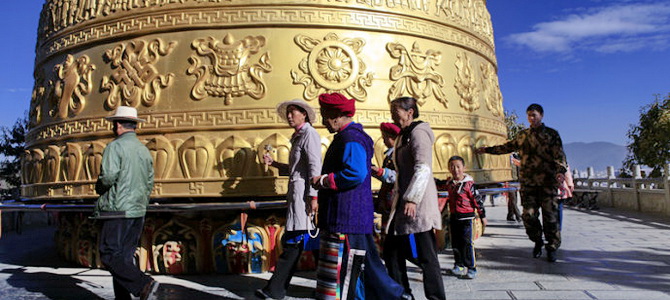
[23,0,510,201]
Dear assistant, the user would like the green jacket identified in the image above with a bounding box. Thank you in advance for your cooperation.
[485,123,567,188]
[94,132,154,219]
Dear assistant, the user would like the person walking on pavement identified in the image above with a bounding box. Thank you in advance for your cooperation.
[311,93,409,300]
[476,103,568,262]
[256,99,322,300]
[442,156,487,280]
[371,122,401,230]
[93,106,159,300]
[384,97,446,300]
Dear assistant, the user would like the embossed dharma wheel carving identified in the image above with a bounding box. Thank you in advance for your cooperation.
[24,0,510,274]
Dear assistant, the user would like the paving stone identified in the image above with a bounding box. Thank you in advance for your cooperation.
[588,290,670,299]
[511,290,593,299]
[538,280,616,291]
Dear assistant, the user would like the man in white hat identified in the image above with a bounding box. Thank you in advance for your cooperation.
[93,106,159,300]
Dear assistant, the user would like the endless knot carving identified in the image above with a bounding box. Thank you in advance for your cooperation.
[291,33,373,101]
[387,42,448,107]
[480,63,503,117]
[454,52,479,112]
[188,34,272,105]
[101,39,176,110]
[53,55,95,119]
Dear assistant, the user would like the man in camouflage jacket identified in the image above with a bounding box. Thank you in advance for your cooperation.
[476,103,567,262]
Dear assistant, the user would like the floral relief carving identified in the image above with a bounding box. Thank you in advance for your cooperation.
[84,142,106,180]
[44,145,62,182]
[457,135,475,169]
[216,135,254,179]
[188,34,272,105]
[179,136,215,179]
[434,133,457,171]
[146,136,176,180]
[454,52,479,112]
[22,150,32,185]
[53,54,95,119]
[24,149,45,184]
[387,42,448,107]
[291,33,373,101]
[474,136,488,169]
[258,133,291,177]
[101,39,176,110]
[61,143,83,181]
[480,63,503,117]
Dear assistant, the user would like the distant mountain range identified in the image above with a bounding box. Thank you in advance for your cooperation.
[564,142,628,172]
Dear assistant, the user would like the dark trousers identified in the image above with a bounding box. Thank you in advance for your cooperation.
[450,218,476,269]
[383,230,446,300]
[263,231,305,298]
[507,191,522,221]
[346,233,405,300]
[520,186,561,251]
[99,217,152,299]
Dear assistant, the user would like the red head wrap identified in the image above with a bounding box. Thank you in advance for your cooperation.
[380,122,400,137]
[318,93,355,117]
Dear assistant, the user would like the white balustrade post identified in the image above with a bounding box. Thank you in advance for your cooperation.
[587,167,595,190]
[607,166,615,207]
[633,165,641,211]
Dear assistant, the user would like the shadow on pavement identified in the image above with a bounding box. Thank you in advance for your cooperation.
[2,267,104,300]
[479,212,670,293]
[155,283,236,300]
[172,272,316,299]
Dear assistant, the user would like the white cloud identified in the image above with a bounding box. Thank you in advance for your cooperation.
[506,2,670,54]
[1,88,30,93]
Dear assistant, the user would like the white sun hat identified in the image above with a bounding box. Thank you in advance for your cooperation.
[104,106,146,123]
[276,99,316,123]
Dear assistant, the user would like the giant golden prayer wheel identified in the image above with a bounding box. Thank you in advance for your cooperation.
[22,0,510,274]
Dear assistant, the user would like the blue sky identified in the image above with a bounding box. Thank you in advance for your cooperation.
[0,1,668,146]
[487,0,670,146]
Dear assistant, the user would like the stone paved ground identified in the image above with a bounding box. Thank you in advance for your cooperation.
[1,204,670,299]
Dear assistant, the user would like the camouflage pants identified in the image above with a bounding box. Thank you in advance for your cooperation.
[520,186,561,251]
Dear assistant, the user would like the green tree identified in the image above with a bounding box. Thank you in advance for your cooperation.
[624,94,670,178]
[0,114,28,200]
[504,110,526,140]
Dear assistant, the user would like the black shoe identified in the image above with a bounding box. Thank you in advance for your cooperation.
[547,249,557,262]
[401,293,415,300]
[255,288,282,300]
[533,243,543,258]
[140,280,159,300]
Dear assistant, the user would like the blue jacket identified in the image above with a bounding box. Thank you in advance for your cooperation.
[318,122,374,234]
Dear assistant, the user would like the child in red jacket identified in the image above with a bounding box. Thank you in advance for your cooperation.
[443,156,487,279]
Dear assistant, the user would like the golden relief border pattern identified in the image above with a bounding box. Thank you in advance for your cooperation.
[40,0,493,47]
[37,7,496,67]
[26,108,506,146]
[22,167,510,199]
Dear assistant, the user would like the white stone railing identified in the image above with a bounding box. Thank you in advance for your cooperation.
[572,164,670,216]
